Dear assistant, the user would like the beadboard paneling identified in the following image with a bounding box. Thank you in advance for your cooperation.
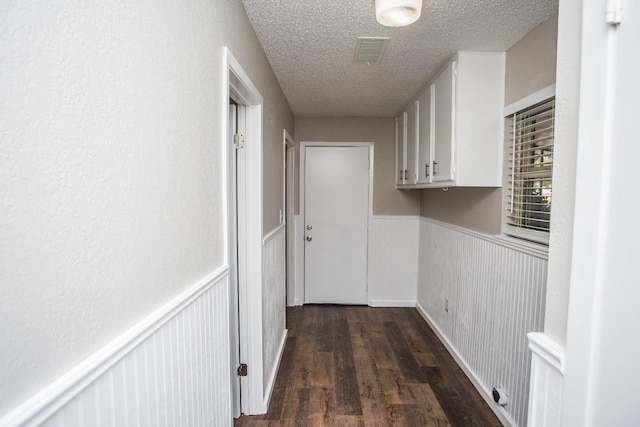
[1,269,232,427]
[368,216,420,306]
[417,218,547,427]
[527,333,564,427]
[262,225,287,404]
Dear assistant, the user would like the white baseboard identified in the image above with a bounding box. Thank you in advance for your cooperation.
[415,302,514,427]
[369,299,416,307]
[263,329,288,410]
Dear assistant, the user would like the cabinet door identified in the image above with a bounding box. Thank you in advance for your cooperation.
[405,101,418,184]
[433,61,455,182]
[416,86,433,184]
[395,112,407,185]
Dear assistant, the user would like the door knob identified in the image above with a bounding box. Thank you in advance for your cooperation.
[306,236,312,242]
[306,225,313,230]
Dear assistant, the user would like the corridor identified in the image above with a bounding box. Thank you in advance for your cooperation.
[236,306,501,426]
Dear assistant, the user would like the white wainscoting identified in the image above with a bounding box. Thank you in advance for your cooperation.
[527,333,564,427]
[368,216,420,306]
[285,215,296,307]
[292,215,304,306]
[1,268,233,427]
[261,225,287,408]
[416,218,548,427]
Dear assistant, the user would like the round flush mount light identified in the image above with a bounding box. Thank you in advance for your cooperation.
[375,0,422,27]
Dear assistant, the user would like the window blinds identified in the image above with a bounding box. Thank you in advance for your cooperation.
[505,97,555,245]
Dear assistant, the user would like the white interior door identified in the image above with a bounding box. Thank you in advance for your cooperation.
[304,145,370,304]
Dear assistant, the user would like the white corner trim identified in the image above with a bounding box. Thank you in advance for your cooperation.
[263,223,286,245]
[528,332,565,374]
[0,266,230,427]
[504,84,556,116]
[415,302,514,427]
[420,216,548,260]
[262,330,288,410]
[369,300,417,307]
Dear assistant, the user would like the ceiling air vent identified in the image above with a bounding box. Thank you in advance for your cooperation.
[353,37,390,64]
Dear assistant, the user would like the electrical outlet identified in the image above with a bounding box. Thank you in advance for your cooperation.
[445,298,449,313]
[492,387,509,406]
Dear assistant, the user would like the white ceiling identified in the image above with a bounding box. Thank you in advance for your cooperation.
[241,0,558,117]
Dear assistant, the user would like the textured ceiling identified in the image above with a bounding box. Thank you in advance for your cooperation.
[241,0,558,117]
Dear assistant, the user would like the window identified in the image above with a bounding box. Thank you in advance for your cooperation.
[505,96,555,245]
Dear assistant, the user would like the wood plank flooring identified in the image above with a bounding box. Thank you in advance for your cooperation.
[235,306,501,427]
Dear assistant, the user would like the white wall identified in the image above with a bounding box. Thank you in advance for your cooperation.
[561,0,640,424]
[0,0,292,419]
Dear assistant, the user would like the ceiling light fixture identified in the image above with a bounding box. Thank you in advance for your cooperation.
[375,0,422,27]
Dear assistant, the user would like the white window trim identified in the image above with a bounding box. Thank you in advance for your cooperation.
[504,84,556,116]
[502,84,556,246]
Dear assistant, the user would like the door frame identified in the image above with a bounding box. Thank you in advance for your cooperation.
[224,47,265,416]
[227,100,241,418]
[299,141,374,304]
[283,131,296,307]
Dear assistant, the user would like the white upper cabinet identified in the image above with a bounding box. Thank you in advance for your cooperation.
[395,102,418,185]
[395,51,505,189]
[405,101,418,184]
[416,86,433,184]
[395,112,407,185]
[432,62,455,183]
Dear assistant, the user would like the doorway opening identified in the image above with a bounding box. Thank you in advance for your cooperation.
[284,131,296,309]
[225,48,265,416]
[228,99,241,417]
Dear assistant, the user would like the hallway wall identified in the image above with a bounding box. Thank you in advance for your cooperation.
[415,17,558,427]
[0,0,292,421]
[417,219,548,427]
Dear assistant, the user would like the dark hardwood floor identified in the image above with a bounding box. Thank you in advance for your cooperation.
[235,305,501,426]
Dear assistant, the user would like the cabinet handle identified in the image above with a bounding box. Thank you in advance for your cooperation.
[433,160,438,176]
[425,163,430,178]
[399,169,403,181]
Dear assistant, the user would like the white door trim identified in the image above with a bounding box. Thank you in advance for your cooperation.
[283,131,296,306]
[224,47,265,416]
[227,101,241,418]
[299,141,374,304]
